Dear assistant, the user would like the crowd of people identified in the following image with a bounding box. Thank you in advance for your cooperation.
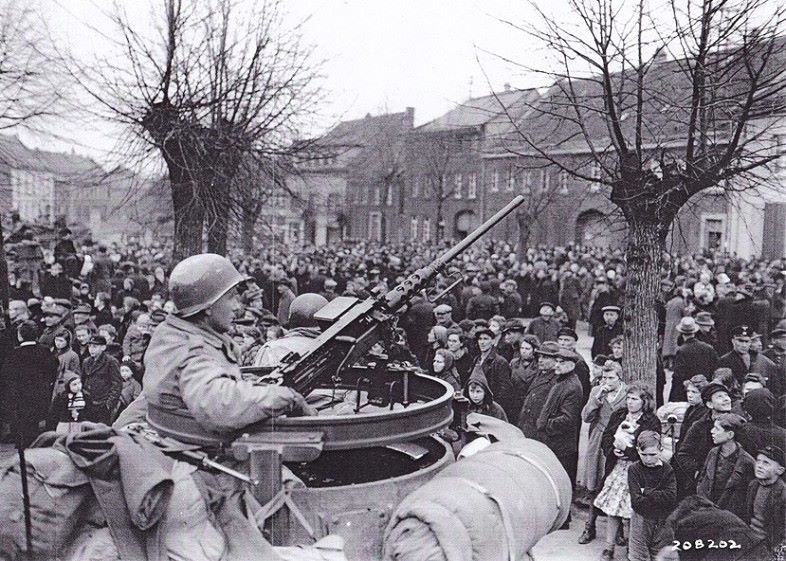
[2,224,786,560]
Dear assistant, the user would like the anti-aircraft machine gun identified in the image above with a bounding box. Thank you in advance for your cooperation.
[229,195,572,559]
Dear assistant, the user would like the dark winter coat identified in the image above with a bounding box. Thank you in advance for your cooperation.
[600,408,662,479]
[591,321,622,359]
[465,292,499,320]
[510,356,538,416]
[82,352,122,423]
[671,338,718,402]
[463,369,508,422]
[696,443,755,520]
[0,342,59,447]
[628,460,677,520]
[525,317,561,343]
[674,414,752,497]
[518,367,559,438]
[534,370,583,458]
[470,349,514,420]
[718,351,778,395]
[745,477,786,551]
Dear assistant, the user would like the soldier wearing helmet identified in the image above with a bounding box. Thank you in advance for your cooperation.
[125,253,315,445]
[254,293,328,368]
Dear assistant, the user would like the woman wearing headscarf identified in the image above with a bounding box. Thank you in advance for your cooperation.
[429,349,462,392]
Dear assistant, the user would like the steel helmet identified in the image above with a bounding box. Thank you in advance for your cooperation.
[288,293,328,328]
[169,253,248,318]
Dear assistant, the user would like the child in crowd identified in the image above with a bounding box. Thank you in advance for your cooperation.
[627,430,676,561]
[463,371,508,421]
[696,413,754,520]
[115,358,142,419]
[746,445,786,556]
[47,371,86,430]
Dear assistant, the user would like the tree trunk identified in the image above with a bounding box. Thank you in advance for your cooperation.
[517,212,532,261]
[0,213,9,314]
[206,204,229,255]
[241,204,257,254]
[171,180,205,263]
[622,218,665,390]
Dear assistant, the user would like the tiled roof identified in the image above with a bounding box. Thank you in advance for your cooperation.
[0,134,105,182]
[417,89,540,133]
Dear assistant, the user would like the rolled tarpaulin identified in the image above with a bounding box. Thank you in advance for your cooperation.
[382,438,572,561]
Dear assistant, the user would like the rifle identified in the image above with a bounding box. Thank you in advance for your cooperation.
[273,195,525,398]
[123,423,259,486]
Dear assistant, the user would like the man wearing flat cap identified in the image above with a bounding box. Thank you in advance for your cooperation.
[674,383,752,497]
[81,334,122,424]
[526,301,560,343]
[591,305,622,359]
[38,304,68,348]
[518,341,561,439]
[433,304,459,330]
[557,327,591,403]
[718,325,777,397]
[470,326,514,419]
[535,347,584,526]
[671,316,718,402]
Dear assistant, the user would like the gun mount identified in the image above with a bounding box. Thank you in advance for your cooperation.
[235,196,526,558]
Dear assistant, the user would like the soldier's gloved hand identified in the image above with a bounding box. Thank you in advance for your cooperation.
[289,392,318,417]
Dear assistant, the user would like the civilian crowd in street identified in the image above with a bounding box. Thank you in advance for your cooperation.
[2,223,786,560]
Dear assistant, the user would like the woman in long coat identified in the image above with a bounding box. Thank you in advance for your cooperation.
[577,361,627,544]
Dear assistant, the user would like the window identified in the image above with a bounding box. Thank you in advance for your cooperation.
[506,167,515,191]
[541,169,551,192]
[385,186,393,206]
[467,173,477,200]
[454,173,462,199]
[373,186,381,205]
[410,216,419,240]
[412,176,420,198]
[491,170,499,192]
[327,193,341,212]
[590,162,602,193]
[522,170,533,193]
[422,217,431,242]
[369,211,382,241]
[559,170,569,194]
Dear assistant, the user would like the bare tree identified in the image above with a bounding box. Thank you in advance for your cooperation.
[67,0,323,261]
[497,0,786,385]
[0,0,66,311]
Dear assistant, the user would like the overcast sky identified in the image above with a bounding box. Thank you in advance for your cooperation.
[19,0,556,167]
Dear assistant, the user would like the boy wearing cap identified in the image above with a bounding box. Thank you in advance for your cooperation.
[696,413,755,519]
[745,445,786,554]
[674,383,751,497]
[81,335,122,424]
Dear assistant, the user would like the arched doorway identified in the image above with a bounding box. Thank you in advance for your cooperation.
[575,209,615,247]
[454,210,477,239]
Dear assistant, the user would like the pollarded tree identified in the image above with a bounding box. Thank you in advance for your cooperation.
[498,0,786,386]
[68,0,323,261]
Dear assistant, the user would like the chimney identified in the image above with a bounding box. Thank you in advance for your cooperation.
[405,107,415,127]
[503,82,511,92]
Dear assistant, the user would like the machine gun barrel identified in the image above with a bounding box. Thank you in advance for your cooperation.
[275,195,525,397]
[382,194,525,310]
